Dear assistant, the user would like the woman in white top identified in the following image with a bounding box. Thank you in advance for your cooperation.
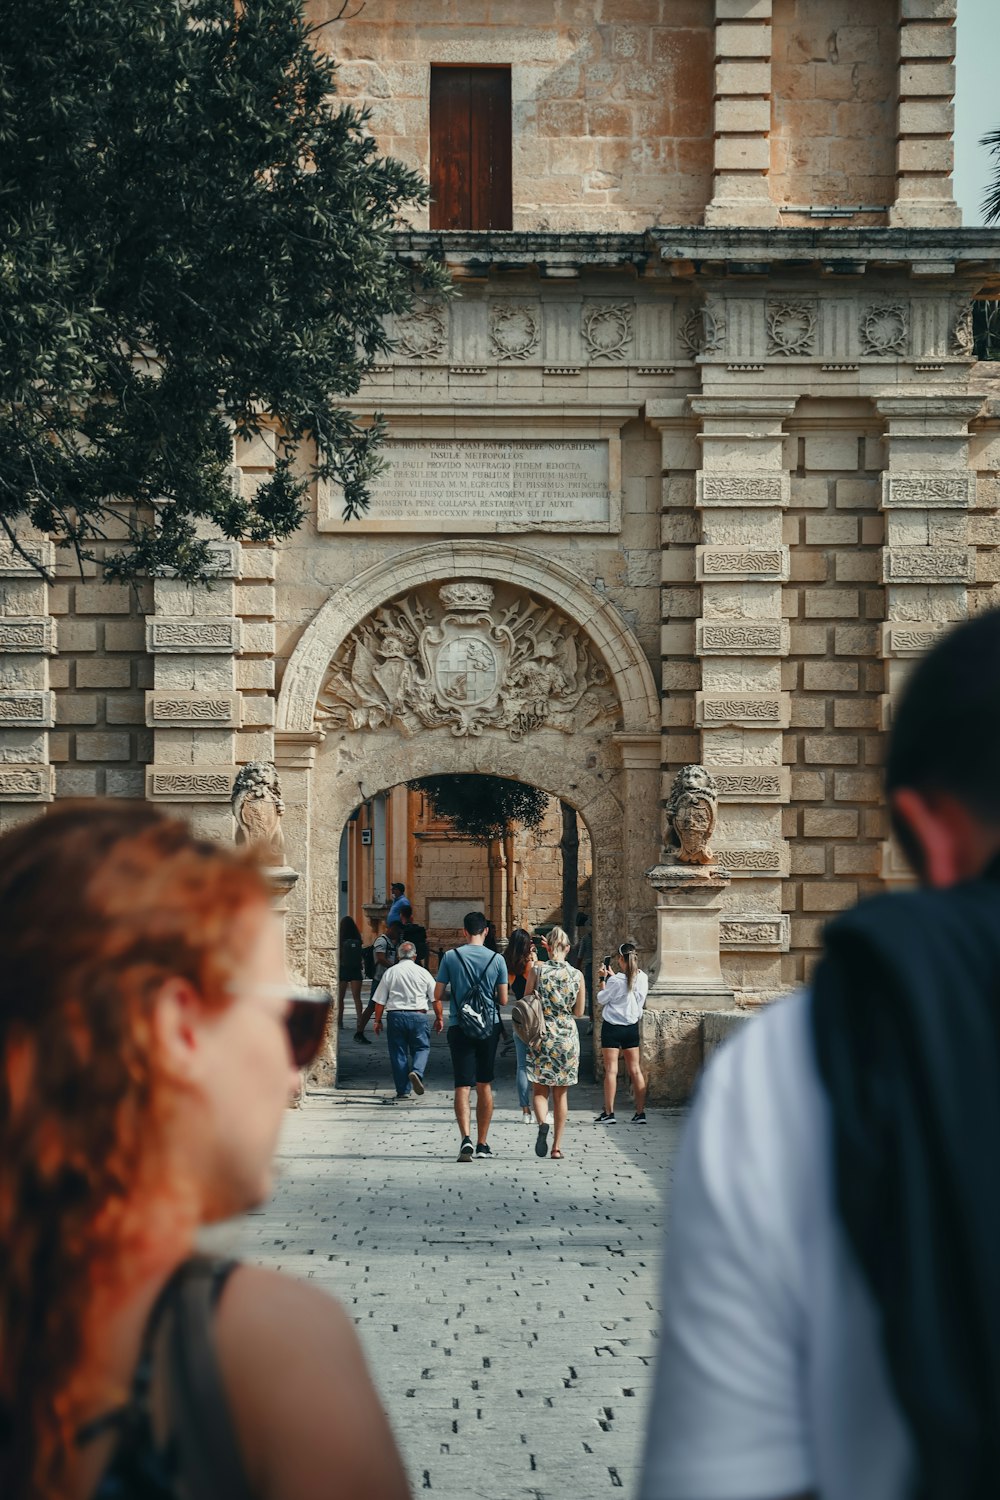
[595,942,648,1125]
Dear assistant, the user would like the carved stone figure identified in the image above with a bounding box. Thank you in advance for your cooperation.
[315,581,618,741]
[232,761,286,864]
[663,764,719,866]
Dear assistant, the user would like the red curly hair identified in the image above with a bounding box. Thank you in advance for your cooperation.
[0,800,271,1500]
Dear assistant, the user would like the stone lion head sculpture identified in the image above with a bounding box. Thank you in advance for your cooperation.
[664,764,718,866]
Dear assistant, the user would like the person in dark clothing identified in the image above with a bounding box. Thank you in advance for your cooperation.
[337,914,365,1032]
[642,608,1000,1500]
[397,901,430,968]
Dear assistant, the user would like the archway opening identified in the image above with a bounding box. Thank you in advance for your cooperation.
[334,773,595,1095]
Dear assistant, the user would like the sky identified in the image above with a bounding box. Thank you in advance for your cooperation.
[955,0,997,225]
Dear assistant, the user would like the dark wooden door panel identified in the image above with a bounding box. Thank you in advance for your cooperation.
[430,67,511,230]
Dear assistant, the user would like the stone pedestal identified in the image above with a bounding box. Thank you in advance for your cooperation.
[266,864,300,951]
[642,861,734,1103]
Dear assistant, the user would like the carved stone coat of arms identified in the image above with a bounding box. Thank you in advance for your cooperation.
[316,581,618,740]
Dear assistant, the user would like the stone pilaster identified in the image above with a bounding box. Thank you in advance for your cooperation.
[0,533,56,825]
[889,0,960,229]
[274,730,323,984]
[704,0,778,229]
[144,540,243,837]
[876,392,982,882]
[689,395,795,997]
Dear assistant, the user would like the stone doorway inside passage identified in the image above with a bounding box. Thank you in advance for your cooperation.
[272,541,662,1087]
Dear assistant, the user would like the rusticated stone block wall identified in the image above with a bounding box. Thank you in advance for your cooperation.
[310,0,715,231]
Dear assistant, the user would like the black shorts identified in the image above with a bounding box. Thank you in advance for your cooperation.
[447,1023,501,1087]
[601,1020,641,1052]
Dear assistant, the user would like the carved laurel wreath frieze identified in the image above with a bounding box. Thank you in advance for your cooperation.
[950,302,974,358]
[860,303,908,357]
[581,303,633,362]
[394,302,447,360]
[678,303,725,358]
[765,302,817,358]
[489,303,540,361]
[316,581,620,741]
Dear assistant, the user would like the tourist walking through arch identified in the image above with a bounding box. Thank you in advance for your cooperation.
[504,927,540,1124]
[596,943,649,1125]
[435,912,508,1162]
[337,914,365,1034]
[527,928,586,1159]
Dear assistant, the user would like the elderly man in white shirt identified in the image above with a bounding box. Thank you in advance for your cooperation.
[372,940,443,1101]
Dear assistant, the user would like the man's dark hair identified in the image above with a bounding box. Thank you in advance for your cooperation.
[387,920,402,936]
[886,610,1000,864]
[463,911,488,936]
[575,913,589,927]
[398,902,412,919]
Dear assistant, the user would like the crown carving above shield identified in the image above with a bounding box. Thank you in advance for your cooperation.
[438,581,495,613]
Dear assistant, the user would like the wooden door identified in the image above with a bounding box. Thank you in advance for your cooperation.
[430,67,512,230]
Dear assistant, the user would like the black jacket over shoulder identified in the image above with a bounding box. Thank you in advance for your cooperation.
[811,862,1000,1500]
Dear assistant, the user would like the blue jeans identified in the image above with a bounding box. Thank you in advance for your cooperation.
[386,1011,431,1097]
[514,1034,532,1111]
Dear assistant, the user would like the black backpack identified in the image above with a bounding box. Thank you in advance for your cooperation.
[401,921,429,964]
[452,949,497,1041]
[361,944,376,981]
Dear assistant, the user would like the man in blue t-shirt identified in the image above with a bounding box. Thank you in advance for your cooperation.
[434,912,508,1163]
[386,882,410,928]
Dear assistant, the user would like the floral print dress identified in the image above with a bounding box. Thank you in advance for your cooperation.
[527,960,582,1087]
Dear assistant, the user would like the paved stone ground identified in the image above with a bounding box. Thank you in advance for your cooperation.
[211,1016,684,1500]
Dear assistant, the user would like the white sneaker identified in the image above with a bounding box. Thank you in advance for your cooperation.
[522,1109,532,1123]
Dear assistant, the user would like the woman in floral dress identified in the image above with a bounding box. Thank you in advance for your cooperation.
[527,926,586,1159]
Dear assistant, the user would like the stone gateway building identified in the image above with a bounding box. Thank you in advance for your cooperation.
[2,0,1000,1093]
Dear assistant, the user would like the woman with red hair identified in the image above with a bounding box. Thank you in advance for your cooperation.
[0,801,410,1500]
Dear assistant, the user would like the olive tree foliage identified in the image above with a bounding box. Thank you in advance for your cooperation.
[410,776,550,847]
[0,0,447,580]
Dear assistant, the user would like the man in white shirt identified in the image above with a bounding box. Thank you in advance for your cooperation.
[641,609,1000,1500]
[372,941,442,1100]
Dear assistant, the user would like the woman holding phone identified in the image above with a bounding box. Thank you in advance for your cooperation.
[595,941,649,1125]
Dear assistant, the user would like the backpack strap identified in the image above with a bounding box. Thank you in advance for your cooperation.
[167,1257,255,1500]
[453,948,488,1000]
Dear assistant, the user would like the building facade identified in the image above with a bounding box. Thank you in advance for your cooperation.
[2,0,999,1085]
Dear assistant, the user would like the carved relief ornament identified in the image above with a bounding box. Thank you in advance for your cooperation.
[678,303,725,358]
[582,303,633,362]
[490,303,540,361]
[860,303,908,357]
[950,302,974,358]
[394,302,447,360]
[765,302,817,358]
[315,581,619,741]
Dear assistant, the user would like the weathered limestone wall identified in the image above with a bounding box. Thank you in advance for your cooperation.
[311,0,715,231]
[770,0,897,223]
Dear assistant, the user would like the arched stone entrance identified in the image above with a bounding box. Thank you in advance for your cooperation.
[274,541,661,1076]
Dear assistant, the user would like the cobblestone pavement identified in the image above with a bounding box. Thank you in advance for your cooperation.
[211,1019,684,1500]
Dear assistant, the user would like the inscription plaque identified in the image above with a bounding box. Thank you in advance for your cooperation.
[428,897,486,928]
[318,438,618,534]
